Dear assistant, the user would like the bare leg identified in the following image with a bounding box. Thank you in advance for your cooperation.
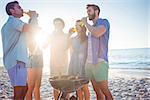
[22,85,28,99]
[53,89,59,100]
[97,80,113,100]
[14,86,22,100]
[14,86,27,100]
[34,67,42,100]
[77,89,83,100]
[26,68,36,100]
[82,84,90,100]
[91,80,105,100]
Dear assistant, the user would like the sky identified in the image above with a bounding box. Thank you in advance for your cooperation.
[0,0,149,57]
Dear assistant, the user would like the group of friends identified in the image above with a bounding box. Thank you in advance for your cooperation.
[1,1,113,100]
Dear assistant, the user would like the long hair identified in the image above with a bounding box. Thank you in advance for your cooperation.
[76,20,87,43]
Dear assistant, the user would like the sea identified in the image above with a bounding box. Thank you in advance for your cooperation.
[0,48,150,70]
[108,48,150,69]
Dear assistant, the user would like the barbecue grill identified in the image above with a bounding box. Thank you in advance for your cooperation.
[49,75,89,100]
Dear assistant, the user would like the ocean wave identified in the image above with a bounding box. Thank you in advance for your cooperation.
[110,67,150,70]
[110,61,150,66]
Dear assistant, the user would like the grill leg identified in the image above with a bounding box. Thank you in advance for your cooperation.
[70,95,77,100]
[58,92,62,100]
[70,91,78,100]
[58,92,68,100]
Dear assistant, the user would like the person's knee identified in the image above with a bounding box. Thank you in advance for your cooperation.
[98,81,107,88]
[28,84,35,90]
[93,87,99,94]
[98,81,111,96]
[83,87,90,97]
[35,83,41,88]
[34,86,40,92]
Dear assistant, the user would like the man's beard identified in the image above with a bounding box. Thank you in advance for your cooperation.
[88,12,96,20]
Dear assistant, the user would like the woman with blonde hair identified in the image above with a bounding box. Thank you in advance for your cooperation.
[68,20,90,100]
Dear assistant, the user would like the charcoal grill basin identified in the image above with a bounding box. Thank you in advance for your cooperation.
[49,75,89,93]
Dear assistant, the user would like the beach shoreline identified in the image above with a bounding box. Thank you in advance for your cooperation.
[0,66,150,100]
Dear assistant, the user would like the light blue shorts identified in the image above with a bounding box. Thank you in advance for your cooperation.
[8,62,27,86]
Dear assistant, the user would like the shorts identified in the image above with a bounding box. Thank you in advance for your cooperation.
[8,62,27,86]
[85,61,109,82]
[29,55,43,68]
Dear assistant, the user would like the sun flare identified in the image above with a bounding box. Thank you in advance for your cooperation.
[34,31,49,49]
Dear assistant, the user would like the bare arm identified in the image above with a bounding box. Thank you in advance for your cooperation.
[65,28,75,50]
[84,23,106,37]
[22,11,39,33]
[81,17,106,38]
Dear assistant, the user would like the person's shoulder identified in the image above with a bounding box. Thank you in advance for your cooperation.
[99,18,110,27]
[9,16,19,21]
[101,18,108,21]
[2,16,12,25]
[1,22,7,30]
[99,18,109,24]
[8,16,25,28]
[1,17,11,32]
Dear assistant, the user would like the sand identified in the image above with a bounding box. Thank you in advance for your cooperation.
[0,67,150,100]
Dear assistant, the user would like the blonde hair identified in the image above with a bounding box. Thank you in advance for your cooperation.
[76,20,87,43]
